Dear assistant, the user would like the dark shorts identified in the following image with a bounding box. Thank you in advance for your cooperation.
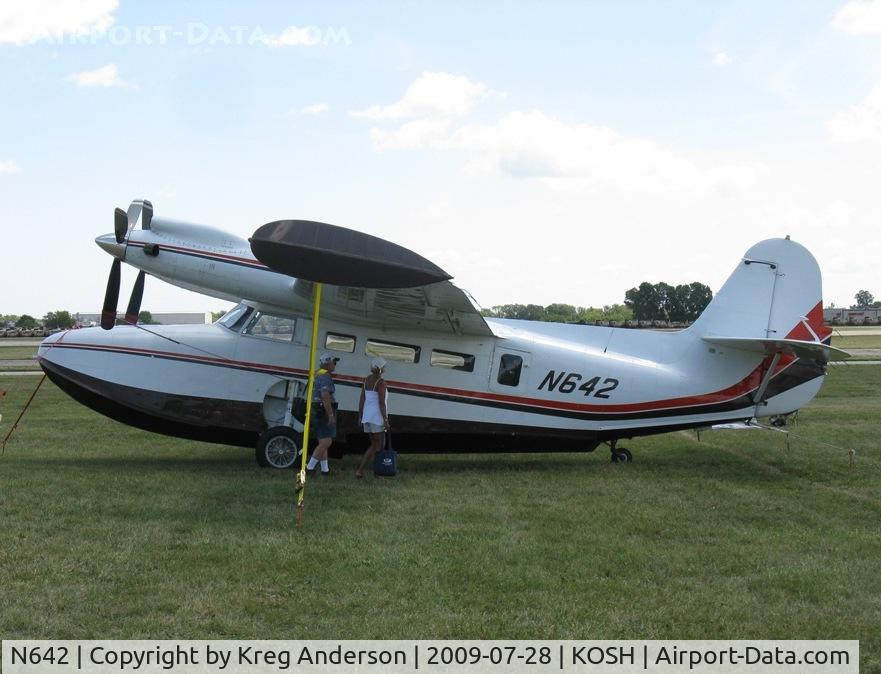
[313,416,337,440]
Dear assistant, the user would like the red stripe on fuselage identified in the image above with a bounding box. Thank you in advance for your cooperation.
[45,341,793,416]
[127,241,268,269]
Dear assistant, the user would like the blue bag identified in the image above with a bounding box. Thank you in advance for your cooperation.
[373,432,397,477]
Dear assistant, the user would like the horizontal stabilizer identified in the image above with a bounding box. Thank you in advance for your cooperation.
[702,336,850,361]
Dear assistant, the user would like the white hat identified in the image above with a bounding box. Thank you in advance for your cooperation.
[319,352,339,365]
[370,357,387,371]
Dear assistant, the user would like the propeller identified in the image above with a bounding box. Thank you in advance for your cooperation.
[114,207,127,244]
[101,259,121,330]
[124,271,146,325]
[102,199,154,329]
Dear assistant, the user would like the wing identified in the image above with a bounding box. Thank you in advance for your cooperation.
[292,279,494,336]
[249,218,493,335]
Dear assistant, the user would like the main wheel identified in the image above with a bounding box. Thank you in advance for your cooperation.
[611,447,633,463]
[256,426,302,469]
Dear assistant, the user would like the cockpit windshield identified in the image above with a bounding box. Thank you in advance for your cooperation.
[217,303,254,332]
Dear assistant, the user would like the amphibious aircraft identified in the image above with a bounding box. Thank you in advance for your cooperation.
[37,200,848,468]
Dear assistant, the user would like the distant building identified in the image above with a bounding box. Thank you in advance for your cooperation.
[824,308,881,325]
[75,312,213,326]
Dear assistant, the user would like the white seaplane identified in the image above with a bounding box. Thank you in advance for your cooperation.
[37,200,848,468]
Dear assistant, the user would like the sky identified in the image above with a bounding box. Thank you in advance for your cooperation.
[1,0,880,317]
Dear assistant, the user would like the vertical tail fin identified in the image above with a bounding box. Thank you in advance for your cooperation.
[691,237,831,343]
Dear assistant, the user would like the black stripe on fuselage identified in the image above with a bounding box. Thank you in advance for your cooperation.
[39,357,755,452]
[41,343,825,421]
[42,341,824,423]
[40,358,262,448]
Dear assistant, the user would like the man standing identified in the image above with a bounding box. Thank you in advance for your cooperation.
[306,353,339,476]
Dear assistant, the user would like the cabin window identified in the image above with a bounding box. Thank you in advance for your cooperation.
[497,354,523,386]
[431,349,475,372]
[244,312,296,342]
[217,303,253,332]
[366,339,421,364]
[325,332,356,353]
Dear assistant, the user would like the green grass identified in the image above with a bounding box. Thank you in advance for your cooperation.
[0,346,38,360]
[1,368,880,670]
[832,334,881,349]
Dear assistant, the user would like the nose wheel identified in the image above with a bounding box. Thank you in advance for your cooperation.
[608,440,633,463]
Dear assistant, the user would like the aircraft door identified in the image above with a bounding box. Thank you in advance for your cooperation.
[488,347,532,395]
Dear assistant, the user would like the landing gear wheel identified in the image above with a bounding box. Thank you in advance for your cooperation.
[256,426,301,469]
[611,447,633,463]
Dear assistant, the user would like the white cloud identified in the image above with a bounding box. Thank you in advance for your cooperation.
[370,107,759,195]
[301,102,330,114]
[358,73,759,195]
[713,51,732,67]
[827,79,881,141]
[0,0,117,45]
[371,119,451,150]
[352,71,489,121]
[0,159,22,174]
[832,0,881,35]
[261,26,320,47]
[450,111,760,194]
[66,63,131,88]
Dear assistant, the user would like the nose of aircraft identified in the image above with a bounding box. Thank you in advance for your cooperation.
[95,233,125,259]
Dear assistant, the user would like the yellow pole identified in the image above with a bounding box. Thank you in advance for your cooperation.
[296,282,323,526]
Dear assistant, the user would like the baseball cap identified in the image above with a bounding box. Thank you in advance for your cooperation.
[319,352,340,365]
[370,357,387,370]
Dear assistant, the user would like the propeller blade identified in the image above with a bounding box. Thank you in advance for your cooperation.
[101,259,121,330]
[141,200,153,229]
[126,199,154,230]
[124,271,146,325]
[114,208,127,244]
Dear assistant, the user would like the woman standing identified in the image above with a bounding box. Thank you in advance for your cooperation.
[356,357,390,478]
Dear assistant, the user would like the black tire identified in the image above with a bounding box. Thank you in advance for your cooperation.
[256,426,302,469]
[611,447,633,463]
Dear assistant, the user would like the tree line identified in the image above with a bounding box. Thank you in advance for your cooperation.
[1,311,158,329]
[624,282,714,322]
[481,280,714,324]
[481,303,633,323]
[6,288,876,332]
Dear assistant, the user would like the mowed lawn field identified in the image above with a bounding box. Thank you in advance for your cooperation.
[0,342,39,372]
[831,332,881,350]
[1,366,880,668]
